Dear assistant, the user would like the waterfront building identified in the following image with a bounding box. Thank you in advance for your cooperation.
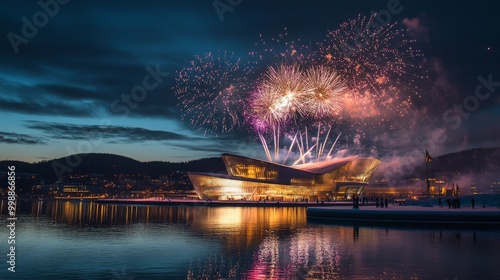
[188,153,381,201]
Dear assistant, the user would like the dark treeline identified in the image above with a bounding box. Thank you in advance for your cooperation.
[0,153,226,180]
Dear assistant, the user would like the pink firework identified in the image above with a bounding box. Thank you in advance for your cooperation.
[320,13,423,94]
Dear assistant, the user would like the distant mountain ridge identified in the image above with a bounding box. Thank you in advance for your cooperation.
[413,147,500,177]
[1,148,499,180]
[0,153,225,180]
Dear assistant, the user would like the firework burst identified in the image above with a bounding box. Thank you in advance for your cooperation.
[248,65,348,163]
[174,51,247,135]
[302,65,346,120]
[245,28,318,88]
[248,84,283,128]
[173,16,427,164]
[249,28,314,65]
[248,64,309,162]
[320,13,423,95]
[250,64,308,126]
[263,64,309,120]
[318,13,425,129]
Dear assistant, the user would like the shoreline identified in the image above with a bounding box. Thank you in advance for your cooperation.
[6,197,500,228]
[94,198,356,207]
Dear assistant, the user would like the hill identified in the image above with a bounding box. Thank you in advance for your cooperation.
[1,148,498,181]
[412,147,500,177]
[0,153,225,180]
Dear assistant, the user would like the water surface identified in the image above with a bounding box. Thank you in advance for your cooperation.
[1,200,499,279]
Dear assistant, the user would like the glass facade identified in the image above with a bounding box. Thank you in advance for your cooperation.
[189,154,381,201]
[224,154,280,181]
[188,173,311,201]
[317,158,381,185]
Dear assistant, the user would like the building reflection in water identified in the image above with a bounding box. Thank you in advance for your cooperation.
[241,227,350,279]
[6,200,497,279]
[20,200,351,278]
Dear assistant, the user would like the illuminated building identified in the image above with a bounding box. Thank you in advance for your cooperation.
[470,184,478,195]
[430,179,448,197]
[62,184,90,195]
[188,154,381,201]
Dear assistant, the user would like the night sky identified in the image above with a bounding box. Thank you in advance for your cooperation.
[1,0,499,164]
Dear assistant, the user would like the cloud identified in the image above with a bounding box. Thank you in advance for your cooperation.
[37,84,103,101]
[165,131,265,159]
[0,0,498,166]
[403,16,429,40]
[0,97,100,117]
[0,74,180,119]
[24,121,198,143]
[0,132,45,145]
[0,77,105,117]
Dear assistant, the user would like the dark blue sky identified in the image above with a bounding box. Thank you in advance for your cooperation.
[1,0,499,163]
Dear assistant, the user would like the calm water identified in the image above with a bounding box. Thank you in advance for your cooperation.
[1,200,499,279]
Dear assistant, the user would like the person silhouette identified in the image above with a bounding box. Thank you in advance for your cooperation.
[353,196,359,209]
[471,198,475,209]
[353,226,359,240]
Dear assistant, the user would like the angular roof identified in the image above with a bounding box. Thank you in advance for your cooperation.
[222,153,359,175]
[292,156,359,174]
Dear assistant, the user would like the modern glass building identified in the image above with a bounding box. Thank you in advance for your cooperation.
[188,154,381,201]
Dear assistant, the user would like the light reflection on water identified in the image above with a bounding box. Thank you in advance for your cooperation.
[1,200,499,279]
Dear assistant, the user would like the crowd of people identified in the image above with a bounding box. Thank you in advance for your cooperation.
[351,196,478,209]
[352,196,390,208]
[438,197,476,209]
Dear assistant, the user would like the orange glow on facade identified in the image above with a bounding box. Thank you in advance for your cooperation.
[188,154,380,201]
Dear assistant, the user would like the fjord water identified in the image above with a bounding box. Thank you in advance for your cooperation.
[1,200,499,279]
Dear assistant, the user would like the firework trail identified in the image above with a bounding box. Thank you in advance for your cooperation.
[249,65,347,163]
[174,51,248,135]
[291,66,346,163]
[249,64,308,161]
[287,125,342,165]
